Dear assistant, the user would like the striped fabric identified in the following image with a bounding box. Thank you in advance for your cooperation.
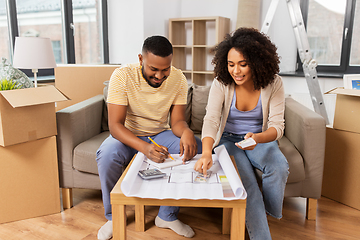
[107,63,188,136]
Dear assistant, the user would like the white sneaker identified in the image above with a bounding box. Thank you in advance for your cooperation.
[97,220,113,240]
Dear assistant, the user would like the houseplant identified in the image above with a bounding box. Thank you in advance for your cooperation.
[0,79,23,91]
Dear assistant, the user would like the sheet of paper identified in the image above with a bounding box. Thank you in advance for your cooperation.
[169,172,193,183]
[120,153,146,195]
[121,146,247,200]
[214,145,247,198]
[146,156,183,169]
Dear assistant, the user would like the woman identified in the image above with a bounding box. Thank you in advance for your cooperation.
[194,27,289,239]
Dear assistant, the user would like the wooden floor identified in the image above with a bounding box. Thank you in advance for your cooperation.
[0,189,359,240]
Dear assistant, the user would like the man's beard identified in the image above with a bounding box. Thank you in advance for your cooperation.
[142,67,165,88]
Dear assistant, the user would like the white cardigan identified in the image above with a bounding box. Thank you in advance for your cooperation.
[201,75,285,148]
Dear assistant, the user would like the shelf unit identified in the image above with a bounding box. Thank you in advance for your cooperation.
[169,16,230,86]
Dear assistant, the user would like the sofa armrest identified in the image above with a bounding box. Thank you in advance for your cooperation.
[56,94,104,188]
[284,97,326,198]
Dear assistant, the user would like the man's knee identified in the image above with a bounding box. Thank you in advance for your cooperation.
[96,138,133,170]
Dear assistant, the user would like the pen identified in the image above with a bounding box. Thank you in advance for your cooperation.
[148,137,175,161]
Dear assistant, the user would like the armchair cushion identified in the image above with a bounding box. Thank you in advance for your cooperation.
[73,131,110,175]
[185,84,193,127]
[278,136,305,183]
[190,84,210,133]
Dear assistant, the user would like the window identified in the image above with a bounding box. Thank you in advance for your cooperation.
[0,0,10,60]
[1,0,109,77]
[16,0,65,69]
[300,0,359,74]
[73,1,104,64]
[52,40,62,63]
[350,1,360,66]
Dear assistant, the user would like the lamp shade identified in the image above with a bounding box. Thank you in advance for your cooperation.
[12,37,57,69]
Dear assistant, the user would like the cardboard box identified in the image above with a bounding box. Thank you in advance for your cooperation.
[0,85,68,147]
[0,136,61,224]
[55,64,120,110]
[322,127,360,210]
[326,87,360,133]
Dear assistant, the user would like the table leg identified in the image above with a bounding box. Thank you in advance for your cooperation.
[112,204,126,240]
[135,204,145,231]
[231,207,246,240]
[222,208,232,234]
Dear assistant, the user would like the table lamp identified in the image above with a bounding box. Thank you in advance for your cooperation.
[12,37,57,88]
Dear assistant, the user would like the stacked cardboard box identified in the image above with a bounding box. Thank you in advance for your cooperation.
[54,64,120,110]
[323,88,360,210]
[0,85,68,223]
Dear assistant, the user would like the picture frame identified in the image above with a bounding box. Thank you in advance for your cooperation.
[343,74,360,90]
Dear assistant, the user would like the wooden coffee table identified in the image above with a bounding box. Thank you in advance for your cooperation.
[110,157,246,240]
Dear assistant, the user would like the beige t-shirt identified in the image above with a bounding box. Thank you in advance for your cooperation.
[107,63,188,136]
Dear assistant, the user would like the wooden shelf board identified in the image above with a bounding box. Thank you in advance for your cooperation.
[173,45,192,48]
[193,71,214,74]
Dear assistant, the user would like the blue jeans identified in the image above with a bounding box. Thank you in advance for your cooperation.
[219,132,289,240]
[96,130,202,221]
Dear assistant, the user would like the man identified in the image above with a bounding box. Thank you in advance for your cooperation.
[96,35,202,240]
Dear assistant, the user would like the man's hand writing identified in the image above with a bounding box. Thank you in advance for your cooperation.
[144,143,169,163]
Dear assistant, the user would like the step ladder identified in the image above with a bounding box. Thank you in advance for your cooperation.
[261,0,329,124]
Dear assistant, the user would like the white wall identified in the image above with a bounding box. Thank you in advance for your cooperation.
[143,0,182,39]
[107,0,292,70]
[107,0,144,64]
[282,76,342,126]
[108,0,238,64]
[261,0,298,73]
[107,0,344,125]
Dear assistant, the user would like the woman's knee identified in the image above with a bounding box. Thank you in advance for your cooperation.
[278,157,289,178]
[271,148,289,174]
[265,156,289,183]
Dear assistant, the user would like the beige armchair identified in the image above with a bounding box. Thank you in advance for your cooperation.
[56,95,109,208]
[277,97,326,219]
[56,86,326,220]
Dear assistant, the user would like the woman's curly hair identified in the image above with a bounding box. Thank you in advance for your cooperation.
[211,27,280,90]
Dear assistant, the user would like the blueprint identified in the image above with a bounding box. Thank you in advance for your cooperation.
[120,145,247,200]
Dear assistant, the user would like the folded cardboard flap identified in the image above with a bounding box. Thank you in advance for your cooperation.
[0,85,69,108]
[0,85,69,147]
[326,87,360,134]
[325,87,360,97]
